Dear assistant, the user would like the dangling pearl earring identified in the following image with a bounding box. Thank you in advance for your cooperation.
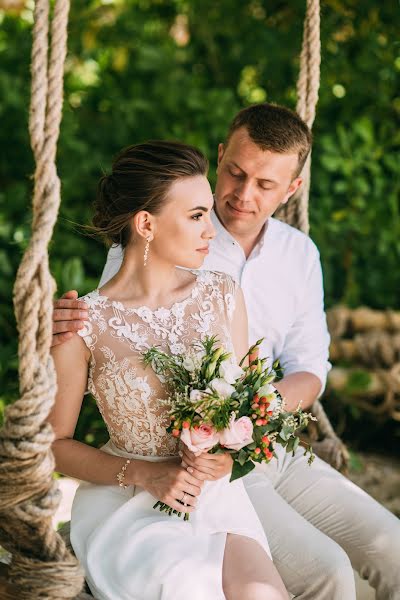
[143,238,151,267]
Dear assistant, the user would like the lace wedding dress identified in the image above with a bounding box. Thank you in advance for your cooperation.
[70,270,270,600]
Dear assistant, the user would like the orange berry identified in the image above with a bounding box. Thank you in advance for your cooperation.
[256,418,263,426]
[254,448,261,455]
[253,394,260,404]
[182,421,190,429]
[262,436,270,444]
[172,429,180,437]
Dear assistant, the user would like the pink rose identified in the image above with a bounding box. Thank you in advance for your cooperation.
[180,423,220,455]
[219,415,254,451]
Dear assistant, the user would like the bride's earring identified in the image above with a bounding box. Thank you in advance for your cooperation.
[143,238,151,267]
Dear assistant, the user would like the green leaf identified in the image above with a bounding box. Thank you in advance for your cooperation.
[230,459,255,482]
[238,449,248,466]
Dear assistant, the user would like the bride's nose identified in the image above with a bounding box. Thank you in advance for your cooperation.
[203,219,216,240]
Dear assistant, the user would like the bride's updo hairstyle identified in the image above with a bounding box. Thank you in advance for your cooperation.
[92,141,209,248]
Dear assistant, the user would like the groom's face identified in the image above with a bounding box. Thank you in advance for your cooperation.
[214,127,302,238]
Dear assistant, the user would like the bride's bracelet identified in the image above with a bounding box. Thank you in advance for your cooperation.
[116,458,131,489]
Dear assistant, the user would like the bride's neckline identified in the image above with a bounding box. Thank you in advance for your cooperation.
[94,270,202,314]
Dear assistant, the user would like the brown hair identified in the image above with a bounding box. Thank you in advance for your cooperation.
[92,141,209,247]
[226,103,312,177]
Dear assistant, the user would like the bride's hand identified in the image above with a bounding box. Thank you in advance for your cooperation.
[136,458,203,513]
[180,447,233,481]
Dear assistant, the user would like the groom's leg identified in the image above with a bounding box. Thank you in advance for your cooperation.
[275,448,400,600]
[244,467,356,599]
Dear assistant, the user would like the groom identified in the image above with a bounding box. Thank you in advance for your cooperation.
[52,103,400,599]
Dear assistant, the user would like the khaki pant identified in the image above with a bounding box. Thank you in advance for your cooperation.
[244,447,400,600]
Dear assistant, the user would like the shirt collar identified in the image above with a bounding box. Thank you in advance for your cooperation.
[211,208,269,258]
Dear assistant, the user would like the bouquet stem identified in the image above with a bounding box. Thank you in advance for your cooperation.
[153,500,190,521]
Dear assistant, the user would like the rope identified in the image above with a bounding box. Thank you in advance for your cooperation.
[331,331,400,368]
[272,1,348,469]
[277,0,321,233]
[328,305,400,337]
[0,0,85,597]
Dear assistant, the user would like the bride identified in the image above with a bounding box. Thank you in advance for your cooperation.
[48,140,288,600]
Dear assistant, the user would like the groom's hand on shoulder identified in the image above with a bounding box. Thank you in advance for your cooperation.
[52,290,89,348]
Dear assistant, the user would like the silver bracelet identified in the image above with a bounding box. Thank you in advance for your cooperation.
[116,458,131,489]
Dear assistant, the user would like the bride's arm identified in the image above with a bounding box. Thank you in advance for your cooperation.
[49,336,202,512]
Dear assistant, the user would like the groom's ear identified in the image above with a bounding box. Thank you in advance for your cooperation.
[216,143,225,169]
[281,177,303,205]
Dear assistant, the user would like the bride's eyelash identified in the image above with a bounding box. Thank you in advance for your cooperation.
[191,213,203,221]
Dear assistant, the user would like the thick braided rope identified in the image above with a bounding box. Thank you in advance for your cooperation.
[278,0,320,233]
[275,2,348,469]
[0,0,84,597]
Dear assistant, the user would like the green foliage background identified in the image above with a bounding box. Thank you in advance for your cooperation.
[1,0,399,450]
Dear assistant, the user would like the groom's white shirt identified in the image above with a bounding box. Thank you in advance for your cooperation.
[99,210,330,393]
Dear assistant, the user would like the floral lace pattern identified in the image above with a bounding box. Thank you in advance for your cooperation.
[78,271,238,456]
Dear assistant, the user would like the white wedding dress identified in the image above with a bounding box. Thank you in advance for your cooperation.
[70,270,271,600]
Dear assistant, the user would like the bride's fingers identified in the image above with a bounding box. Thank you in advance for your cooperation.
[187,456,219,471]
[165,497,195,513]
[184,466,209,481]
[172,488,198,507]
[181,453,219,474]
[181,477,203,497]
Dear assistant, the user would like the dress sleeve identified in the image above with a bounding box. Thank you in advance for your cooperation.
[99,244,124,287]
[278,247,331,395]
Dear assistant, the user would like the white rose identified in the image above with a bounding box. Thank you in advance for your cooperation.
[183,356,197,372]
[219,359,244,384]
[208,378,235,399]
[190,389,205,402]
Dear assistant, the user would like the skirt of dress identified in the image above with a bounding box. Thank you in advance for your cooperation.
[70,440,271,600]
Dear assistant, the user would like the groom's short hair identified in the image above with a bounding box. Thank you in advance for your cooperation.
[226,103,312,177]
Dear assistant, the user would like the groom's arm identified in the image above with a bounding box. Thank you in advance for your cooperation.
[275,246,331,412]
[274,372,322,412]
[52,244,123,346]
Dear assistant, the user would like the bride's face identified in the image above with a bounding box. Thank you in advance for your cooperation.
[152,175,216,269]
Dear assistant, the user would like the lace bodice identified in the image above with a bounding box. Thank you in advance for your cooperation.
[78,271,238,457]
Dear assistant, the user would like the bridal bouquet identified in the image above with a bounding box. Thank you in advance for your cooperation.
[143,336,316,519]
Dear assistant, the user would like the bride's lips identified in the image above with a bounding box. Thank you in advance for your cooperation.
[196,246,209,255]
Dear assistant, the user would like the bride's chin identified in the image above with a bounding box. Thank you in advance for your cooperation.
[178,256,206,270]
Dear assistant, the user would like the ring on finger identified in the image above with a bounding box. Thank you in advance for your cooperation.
[182,493,188,505]
[180,491,185,502]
